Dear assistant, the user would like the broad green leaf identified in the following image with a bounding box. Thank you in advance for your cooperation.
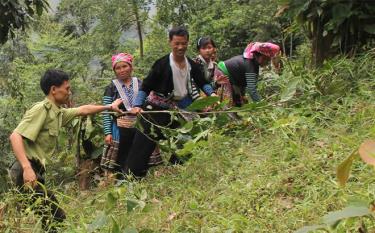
[193,129,210,143]
[346,198,369,208]
[111,217,120,233]
[127,199,139,213]
[294,224,326,233]
[178,121,194,134]
[280,78,299,102]
[87,211,108,232]
[140,189,147,201]
[358,140,375,167]
[90,146,104,159]
[336,151,359,186]
[323,206,372,225]
[106,192,118,212]
[84,116,94,140]
[176,140,195,156]
[186,96,219,111]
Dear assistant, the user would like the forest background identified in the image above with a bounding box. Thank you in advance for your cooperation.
[1,0,375,232]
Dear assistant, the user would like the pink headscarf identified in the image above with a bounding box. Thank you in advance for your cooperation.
[111,53,133,69]
[243,42,280,59]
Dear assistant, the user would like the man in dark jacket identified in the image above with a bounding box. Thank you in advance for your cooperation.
[130,26,216,164]
[132,26,215,110]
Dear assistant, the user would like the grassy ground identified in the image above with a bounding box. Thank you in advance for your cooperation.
[2,60,375,232]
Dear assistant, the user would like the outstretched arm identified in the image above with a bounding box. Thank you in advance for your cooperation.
[77,98,123,116]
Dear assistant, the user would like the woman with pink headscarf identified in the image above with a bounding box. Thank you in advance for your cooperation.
[101,53,160,179]
[217,42,280,106]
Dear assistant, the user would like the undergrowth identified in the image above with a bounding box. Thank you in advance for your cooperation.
[1,53,375,232]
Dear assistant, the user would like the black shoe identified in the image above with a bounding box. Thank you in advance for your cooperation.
[168,154,184,165]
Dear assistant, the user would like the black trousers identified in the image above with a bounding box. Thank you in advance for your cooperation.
[139,106,185,164]
[118,127,156,177]
[9,160,66,232]
[140,109,181,141]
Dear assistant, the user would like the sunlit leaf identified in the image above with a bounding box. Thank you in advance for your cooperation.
[84,116,94,140]
[87,211,108,232]
[178,121,194,134]
[280,78,300,102]
[358,140,375,167]
[294,225,326,233]
[176,140,195,156]
[336,151,359,186]
[127,198,139,213]
[193,129,210,143]
[140,189,147,201]
[323,206,372,225]
[186,96,219,111]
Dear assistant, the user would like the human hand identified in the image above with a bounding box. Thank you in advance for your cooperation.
[215,75,229,85]
[130,107,143,115]
[105,134,113,145]
[111,99,124,114]
[23,166,37,188]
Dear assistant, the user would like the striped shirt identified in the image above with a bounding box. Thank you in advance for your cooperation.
[223,55,261,102]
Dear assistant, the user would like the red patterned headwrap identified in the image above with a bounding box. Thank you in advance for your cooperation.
[243,42,280,59]
[111,53,133,69]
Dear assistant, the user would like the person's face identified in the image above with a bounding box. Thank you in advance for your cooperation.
[199,43,215,62]
[211,48,217,61]
[169,35,188,58]
[256,54,271,67]
[52,80,71,105]
[114,61,133,80]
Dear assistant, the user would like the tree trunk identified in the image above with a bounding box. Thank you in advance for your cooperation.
[132,2,144,59]
[311,18,334,68]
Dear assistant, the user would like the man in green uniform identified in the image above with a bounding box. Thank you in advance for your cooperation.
[9,69,123,232]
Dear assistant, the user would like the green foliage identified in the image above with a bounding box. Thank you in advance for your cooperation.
[295,201,374,232]
[0,0,49,44]
[1,1,375,232]
[154,0,284,59]
[278,0,375,66]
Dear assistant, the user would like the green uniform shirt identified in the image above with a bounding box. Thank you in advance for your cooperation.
[14,98,79,166]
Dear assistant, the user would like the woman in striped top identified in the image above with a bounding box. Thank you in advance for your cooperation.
[101,53,159,178]
[217,42,280,106]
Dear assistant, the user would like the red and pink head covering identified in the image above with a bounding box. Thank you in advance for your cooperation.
[111,53,133,69]
[243,42,280,59]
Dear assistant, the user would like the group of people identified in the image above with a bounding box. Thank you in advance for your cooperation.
[8,26,280,231]
[100,26,280,179]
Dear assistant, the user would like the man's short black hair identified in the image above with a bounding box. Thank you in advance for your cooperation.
[169,26,189,41]
[40,69,69,95]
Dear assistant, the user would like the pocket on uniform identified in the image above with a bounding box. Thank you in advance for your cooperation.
[48,128,58,136]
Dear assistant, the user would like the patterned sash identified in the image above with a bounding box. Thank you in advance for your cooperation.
[113,78,139,128]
